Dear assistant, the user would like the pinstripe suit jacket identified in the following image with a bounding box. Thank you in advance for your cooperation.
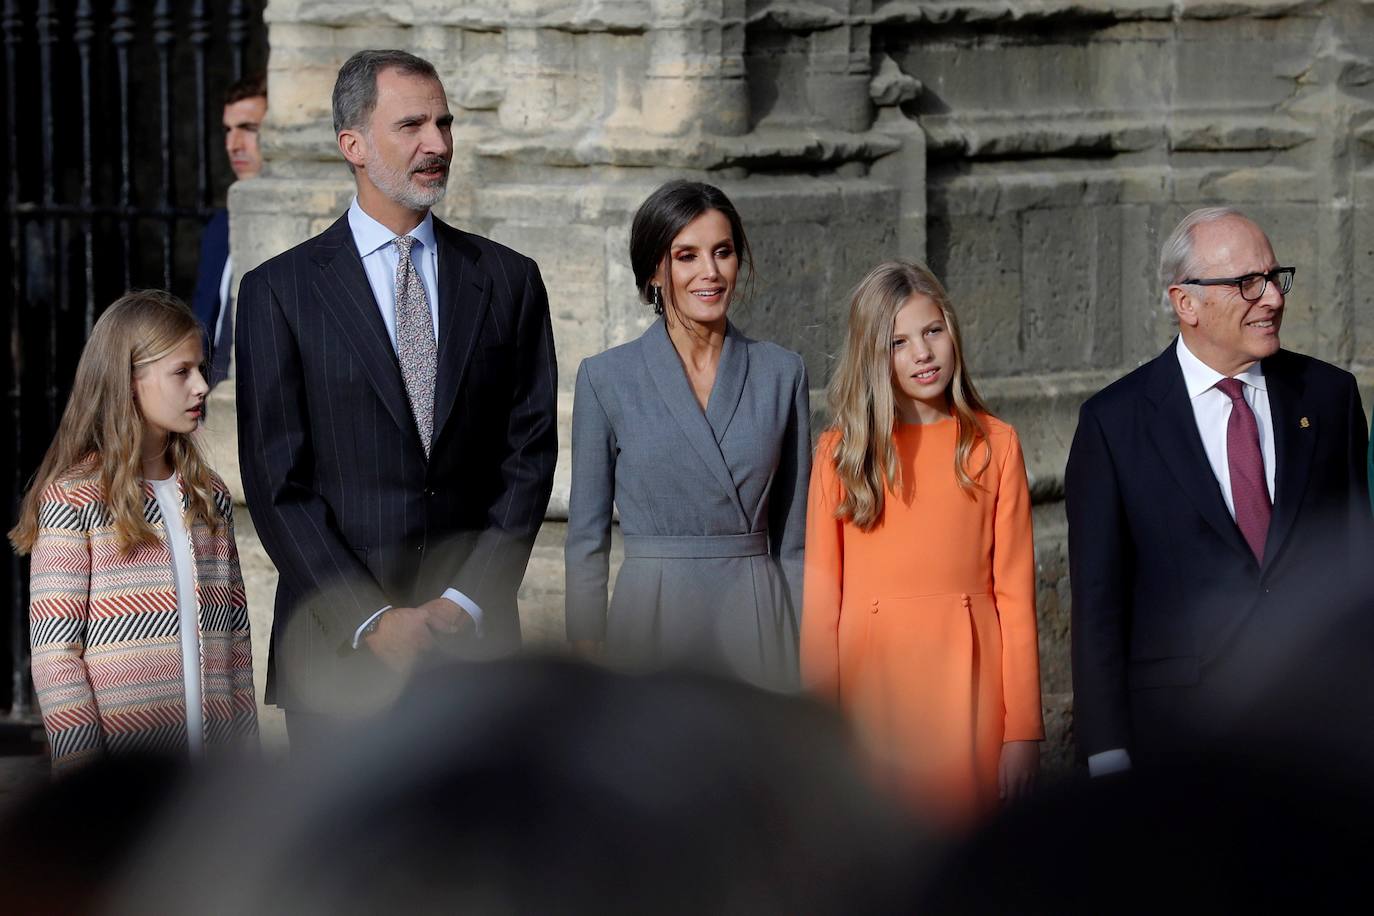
[235,212,557,712]
[28,463,257,772]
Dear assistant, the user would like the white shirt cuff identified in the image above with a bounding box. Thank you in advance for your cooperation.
[443,588,484,638]
[1088,748,1132,777]
[352,605,393,649]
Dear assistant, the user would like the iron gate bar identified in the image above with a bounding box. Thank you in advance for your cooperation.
[36,0,59,439]
[76,0,96,333]
[3,0,28,717]
[154,0,173,291]
[113,0,133,290]
[191,0,211,213]
[7,204,220,218]
[229,0,248,79]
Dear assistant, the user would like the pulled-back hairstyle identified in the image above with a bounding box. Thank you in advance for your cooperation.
[826,261,991,531]
[9,290,221,555]
[629,180,753,321]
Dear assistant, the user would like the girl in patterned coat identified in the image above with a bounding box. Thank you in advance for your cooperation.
[9,290,256,773]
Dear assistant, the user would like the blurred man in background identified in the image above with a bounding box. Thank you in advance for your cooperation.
[192,72,267,388]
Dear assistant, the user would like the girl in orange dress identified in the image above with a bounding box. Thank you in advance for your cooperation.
[801,260,1043,827]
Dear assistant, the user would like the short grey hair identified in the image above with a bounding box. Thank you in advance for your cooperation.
[1157,206,1248,311]
[332,49,440,136]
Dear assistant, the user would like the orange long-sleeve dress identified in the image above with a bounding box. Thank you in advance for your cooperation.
[801,415,1044,826]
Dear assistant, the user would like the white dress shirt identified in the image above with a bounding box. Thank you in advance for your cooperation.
[1088,336,1277,778]
[215,255,233,347]
[1175,334,1277,512]
[345,198,484,647]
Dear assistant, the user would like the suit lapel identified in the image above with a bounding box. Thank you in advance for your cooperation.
[310,215,419,450]
[431,219,489,441]
[704,322,748,443]
[1145,342,1255,565]
[1261,354,1315,569]
[643,321,749,526]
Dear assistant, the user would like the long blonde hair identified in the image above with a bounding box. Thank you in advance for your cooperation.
[9,290,221,555]
[826,261,992,531]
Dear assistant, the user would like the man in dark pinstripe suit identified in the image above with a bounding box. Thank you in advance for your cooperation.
[235,51,557,732]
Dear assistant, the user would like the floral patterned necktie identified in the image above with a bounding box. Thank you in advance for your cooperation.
[393,235,436,457]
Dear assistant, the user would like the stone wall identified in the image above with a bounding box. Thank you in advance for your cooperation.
[217,0,1374,764]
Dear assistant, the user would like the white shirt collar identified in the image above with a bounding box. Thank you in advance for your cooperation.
[1175,334,1267,400]
[347,197,436,259]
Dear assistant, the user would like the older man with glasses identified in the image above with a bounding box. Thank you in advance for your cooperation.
[1066,206,1373,774]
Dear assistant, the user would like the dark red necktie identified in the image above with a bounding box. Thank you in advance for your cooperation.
[1216,378,1271,562]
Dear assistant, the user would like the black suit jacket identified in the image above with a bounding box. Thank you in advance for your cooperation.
[1066,340,1372,762]
[235,212,557,711]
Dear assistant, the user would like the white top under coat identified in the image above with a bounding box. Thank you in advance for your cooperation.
[150,475,204,755]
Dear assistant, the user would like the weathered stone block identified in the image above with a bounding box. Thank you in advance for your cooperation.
[1351,171,1374,366]
[485,220,610,389]
[1021,205,1123,372]
[721,180,898,384]
[929,210,1024,373]
[979,373,1117,492]
[229,178,353,277]
[1032,503,1071,696]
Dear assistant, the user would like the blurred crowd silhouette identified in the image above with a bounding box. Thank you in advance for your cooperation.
[3,597,1372,916]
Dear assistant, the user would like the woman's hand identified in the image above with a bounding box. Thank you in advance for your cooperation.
[998,740,1040,802]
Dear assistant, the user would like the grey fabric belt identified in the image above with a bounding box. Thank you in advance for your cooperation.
[622,532,769,559]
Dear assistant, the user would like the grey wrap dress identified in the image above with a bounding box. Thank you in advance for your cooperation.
[565,319,810,689]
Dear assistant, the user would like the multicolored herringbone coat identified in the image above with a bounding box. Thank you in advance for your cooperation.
[28,462,257,772]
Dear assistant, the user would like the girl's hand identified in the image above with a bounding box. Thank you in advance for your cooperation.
[998,740,1040,802]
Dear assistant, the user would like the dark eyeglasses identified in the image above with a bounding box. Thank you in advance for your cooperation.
[1180,267,1294,302]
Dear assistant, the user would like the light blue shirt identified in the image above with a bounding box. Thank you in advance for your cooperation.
[347,197,440,345]
[345,198,484,646]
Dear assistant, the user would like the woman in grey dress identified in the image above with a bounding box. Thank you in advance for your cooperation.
[565,181,811,689]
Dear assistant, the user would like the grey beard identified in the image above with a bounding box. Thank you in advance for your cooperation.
[368,152,448,211]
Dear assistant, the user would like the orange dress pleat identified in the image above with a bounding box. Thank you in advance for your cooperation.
[801,415,1044,827]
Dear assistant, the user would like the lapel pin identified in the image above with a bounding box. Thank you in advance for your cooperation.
[1299,417,1310,428]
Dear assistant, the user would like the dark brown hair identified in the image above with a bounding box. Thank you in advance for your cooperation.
[629,180,753,316]
[224,72,267,106]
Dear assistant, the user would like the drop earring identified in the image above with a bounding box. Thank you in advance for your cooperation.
[650,284,663,316]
